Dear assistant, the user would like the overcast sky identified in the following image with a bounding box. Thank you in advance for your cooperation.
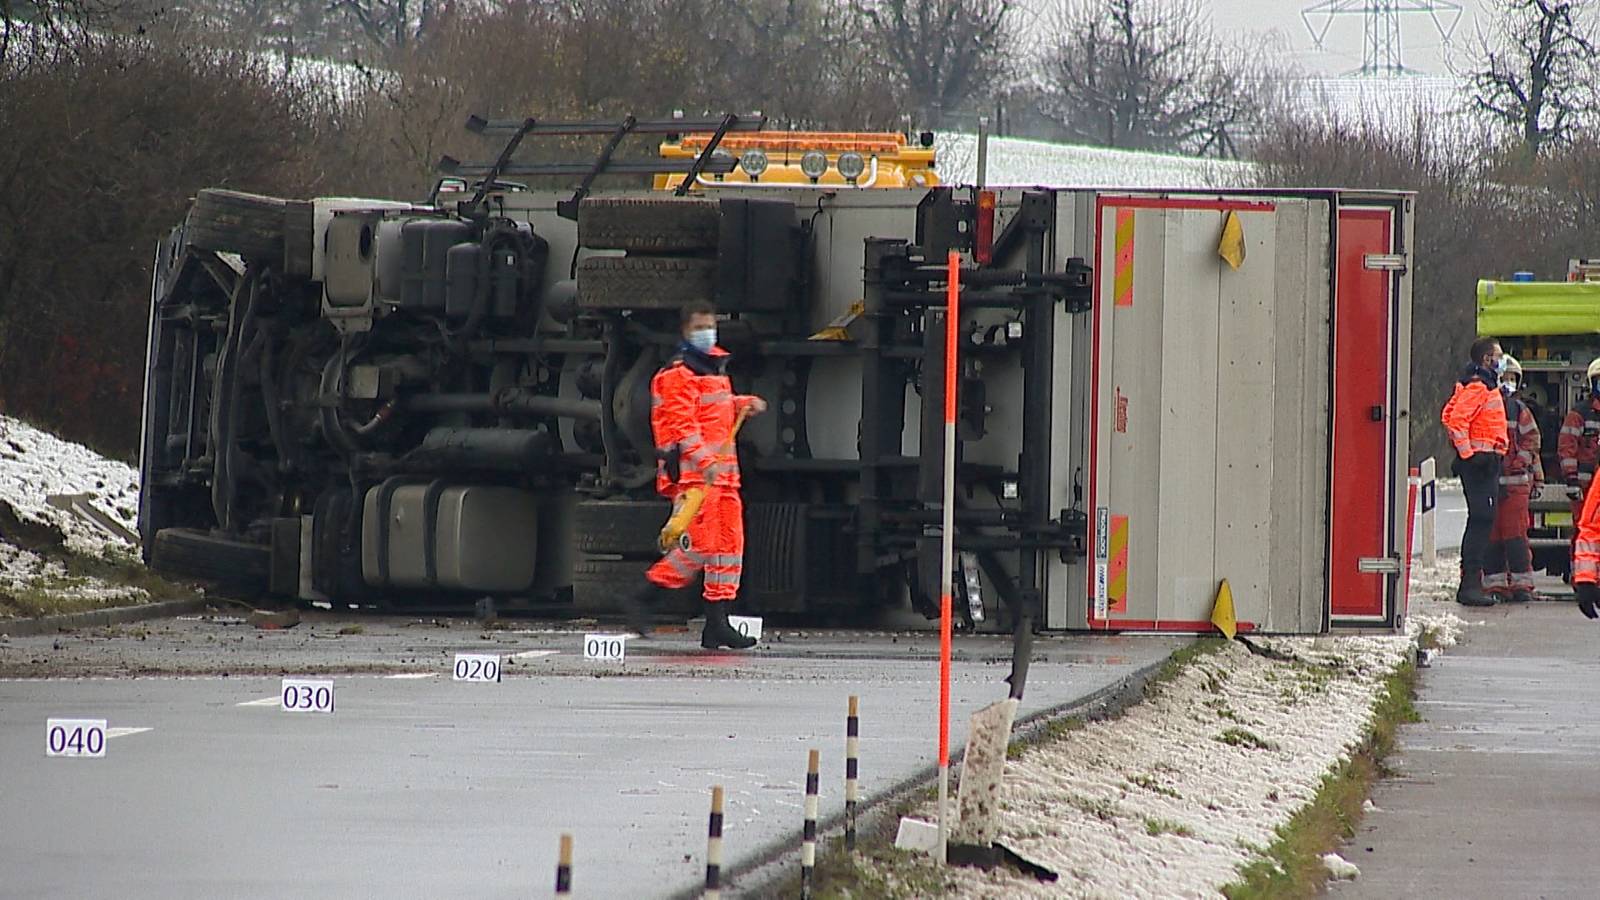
[1017,0,1494,78]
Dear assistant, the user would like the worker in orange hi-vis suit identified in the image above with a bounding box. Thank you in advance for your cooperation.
[1571,464,1600,619]
[1483,356,1541,604]
[619,299,768,649]
[1557,358,1600,567]
[1441,336,1508,607]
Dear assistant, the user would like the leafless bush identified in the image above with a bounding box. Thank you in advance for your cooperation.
[1252,105,1576,462]
[0,34,338,456]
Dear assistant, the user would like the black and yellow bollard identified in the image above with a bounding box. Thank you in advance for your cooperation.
[555,833,572,895]
[802,748,820,898]
[705,785,724,900]
[845,695,860,852]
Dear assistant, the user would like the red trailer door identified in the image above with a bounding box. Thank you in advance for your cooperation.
[1329,206,1403,621]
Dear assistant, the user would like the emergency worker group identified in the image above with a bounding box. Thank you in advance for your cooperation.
[1443,336,1600,616]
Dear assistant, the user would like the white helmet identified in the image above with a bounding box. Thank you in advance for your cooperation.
[1587,358,1600,382]
[1501,355,1522,377]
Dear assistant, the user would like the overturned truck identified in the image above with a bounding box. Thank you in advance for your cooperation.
[139,115,1415,633]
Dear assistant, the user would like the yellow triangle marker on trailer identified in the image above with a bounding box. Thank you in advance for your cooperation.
[1217,210,1246,270]
[1211,579,1238,640]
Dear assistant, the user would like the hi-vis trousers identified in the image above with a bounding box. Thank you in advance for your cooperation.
[646,488,744,602]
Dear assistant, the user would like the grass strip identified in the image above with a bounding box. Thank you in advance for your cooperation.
[1220,660,1420,899]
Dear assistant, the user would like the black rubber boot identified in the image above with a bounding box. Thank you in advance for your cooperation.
[1456,568,1496,607]
[620,579,662,637]
[701,600,757,650]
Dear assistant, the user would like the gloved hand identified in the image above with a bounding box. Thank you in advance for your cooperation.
[1578,583,1600,619]
[658,487,705,553]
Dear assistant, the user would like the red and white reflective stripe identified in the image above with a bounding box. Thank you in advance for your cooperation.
[1499,473,1532,486]
[1562,458,1580,473]
[1562,425,1583,437]
[1508,571,1536,591]
[935,249,959,862]
[1482,572,1510,590]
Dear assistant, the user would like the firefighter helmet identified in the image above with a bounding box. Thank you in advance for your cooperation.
[1501,355,1522,377]
[1588,358,1600,382]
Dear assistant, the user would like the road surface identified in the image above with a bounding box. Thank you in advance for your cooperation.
[1334,601,1600,899]
[0,621,1183,899]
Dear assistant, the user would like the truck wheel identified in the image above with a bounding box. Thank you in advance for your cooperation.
[577,256,717,310]
[572,556,698,617]
[185,189,287,264]
[150,528,271,596]
[574,500,672,557]
[578,198,720,253]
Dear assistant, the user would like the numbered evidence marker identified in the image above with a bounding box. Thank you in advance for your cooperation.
[582,633,628,662]
[453,652,502,683]
[726,616,763,643]
[280,678,336,713]
[45,719,107,758]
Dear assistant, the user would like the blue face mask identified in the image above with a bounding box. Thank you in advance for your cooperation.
[687,327,717,353]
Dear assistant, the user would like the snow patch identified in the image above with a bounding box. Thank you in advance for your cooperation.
[1321,851,1361,881]
[887,552,1484,898]
[938,133,1255,189]
[0,416,139,556]
[0,541,147,607]
[917,631,1413,899]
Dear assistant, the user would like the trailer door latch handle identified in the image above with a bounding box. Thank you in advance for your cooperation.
[1358,557,1403,575]
[1369,405,1384,421]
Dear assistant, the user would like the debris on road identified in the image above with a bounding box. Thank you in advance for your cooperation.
[1322,851,1361,880]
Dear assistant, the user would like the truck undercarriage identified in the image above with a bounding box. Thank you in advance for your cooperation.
[139,116,1089,629]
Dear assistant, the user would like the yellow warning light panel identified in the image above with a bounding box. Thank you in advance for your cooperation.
[655,132,939,191]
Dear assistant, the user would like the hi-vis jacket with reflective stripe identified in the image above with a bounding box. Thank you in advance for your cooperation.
[1558,397,1600,485]
[1441,367,1508,459]
[1574,467,1600,586]
[1500,395,1543,488]
[651,349,756,497]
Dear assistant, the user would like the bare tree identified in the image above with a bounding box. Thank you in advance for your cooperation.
[330,0,439,53]
[852,0,1017,129]
[167,0,358,71]
[1036,0,1267,158]
[1467,0,1600,157]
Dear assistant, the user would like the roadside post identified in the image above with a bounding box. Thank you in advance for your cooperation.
[936,249,960,864]
[705,785,725,900]
[845,695,860,852]
[801,749,820,898]
[1420,456,1437,567]
[555,833,573,895]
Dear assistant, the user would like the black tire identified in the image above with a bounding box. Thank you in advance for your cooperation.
[578,198,720,253]
[572,555,698,617]
[186,189,287,263]
[574,500,672,557]
[578,256,717,310]
[150,527,271,595]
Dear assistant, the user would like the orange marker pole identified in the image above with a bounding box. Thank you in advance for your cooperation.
[937,249,960,863]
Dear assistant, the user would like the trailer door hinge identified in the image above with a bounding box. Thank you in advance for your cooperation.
[1363,253,1407,273]
[1357,556,1403,575]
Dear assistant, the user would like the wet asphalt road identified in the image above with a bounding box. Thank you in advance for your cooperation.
[0,623,1183,899]
[1335,601,1600,899]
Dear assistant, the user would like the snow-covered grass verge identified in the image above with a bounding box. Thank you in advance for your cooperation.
[816,562,1472,899]
[0,416,178,619]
